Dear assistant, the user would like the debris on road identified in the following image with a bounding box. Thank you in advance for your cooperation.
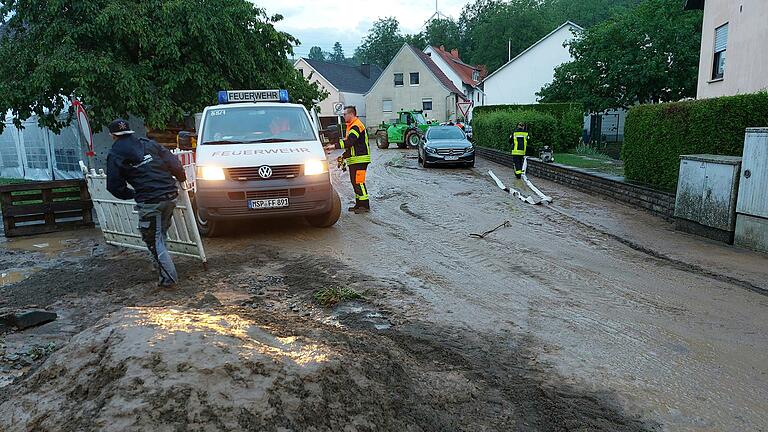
[0,309,57,331]
[470,221,512,239]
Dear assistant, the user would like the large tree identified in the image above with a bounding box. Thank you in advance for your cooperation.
[0,0,326,132]
[537,0,702,111]
[354,17,407,68]
[423,18,461,51]
[308,46,326,61]
[328,42,345,63]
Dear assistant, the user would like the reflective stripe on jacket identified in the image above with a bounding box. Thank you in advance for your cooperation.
[342,117,371,165]
[511,131,528,156]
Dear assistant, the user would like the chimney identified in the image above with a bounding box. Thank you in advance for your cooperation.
[451,48,459,58]
[440,45,445,51]
[360,63,371,78]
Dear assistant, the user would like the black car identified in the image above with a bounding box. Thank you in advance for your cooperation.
[418,125,475,168]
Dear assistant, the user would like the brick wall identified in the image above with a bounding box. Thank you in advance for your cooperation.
[477,147,676,218]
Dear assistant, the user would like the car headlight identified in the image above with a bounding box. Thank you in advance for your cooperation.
[425,147,436,154]
[304,159,329,175]
[197,166,225,181]
[465,146,475,153]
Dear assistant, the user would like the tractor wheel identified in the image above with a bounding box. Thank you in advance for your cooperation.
[376,132,389,149]
[406,131,421,148]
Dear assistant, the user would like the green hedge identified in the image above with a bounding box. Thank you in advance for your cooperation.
[623,92,768,191]
[472,103,583,152]
[473,110,560,155]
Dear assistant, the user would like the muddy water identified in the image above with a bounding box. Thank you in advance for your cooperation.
[0,148,766,430]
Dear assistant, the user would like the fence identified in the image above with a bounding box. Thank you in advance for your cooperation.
[0,180,94,237]
[81,152,207,267]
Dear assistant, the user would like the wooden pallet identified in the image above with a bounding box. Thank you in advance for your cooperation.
[0,180,94,237]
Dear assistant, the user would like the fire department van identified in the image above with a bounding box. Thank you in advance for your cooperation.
[191,89,341,236]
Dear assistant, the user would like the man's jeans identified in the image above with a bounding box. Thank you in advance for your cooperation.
[137,200,178,286]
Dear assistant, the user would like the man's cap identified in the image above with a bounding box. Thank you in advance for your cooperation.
[108,118,135,136]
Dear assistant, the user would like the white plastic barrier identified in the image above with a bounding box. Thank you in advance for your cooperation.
[81,160,207,268]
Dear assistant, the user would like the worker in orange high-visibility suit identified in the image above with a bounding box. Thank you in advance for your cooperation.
[338,106,371,214]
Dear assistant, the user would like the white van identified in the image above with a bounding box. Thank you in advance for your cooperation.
[192,90,340,236]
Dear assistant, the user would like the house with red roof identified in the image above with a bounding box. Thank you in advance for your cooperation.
[364,44,467,128]
[423,46,487,120]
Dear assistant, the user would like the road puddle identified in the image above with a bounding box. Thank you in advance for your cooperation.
[1,271,30,287]
[323,302,392,331]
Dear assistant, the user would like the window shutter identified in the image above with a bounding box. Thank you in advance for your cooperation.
[714,24,728,53]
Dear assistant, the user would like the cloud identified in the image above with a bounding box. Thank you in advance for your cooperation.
[255,0,467,55]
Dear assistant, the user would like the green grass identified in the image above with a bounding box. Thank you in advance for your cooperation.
[313,286,363,307]
[554,153,625,177]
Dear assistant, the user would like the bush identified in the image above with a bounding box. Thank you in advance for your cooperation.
[473,110,560,155]
[623,92,768,191]
[472,103,583,152]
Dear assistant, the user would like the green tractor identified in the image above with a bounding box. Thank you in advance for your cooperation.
[374,110,437,149]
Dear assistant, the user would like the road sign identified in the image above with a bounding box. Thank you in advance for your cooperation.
[333,102,344,115]
[72,99,95,157]
[457,100,473,119]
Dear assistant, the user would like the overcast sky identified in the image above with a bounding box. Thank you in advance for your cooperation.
[256,0,468,58]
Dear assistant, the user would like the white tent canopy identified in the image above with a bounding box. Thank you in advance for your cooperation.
[1,112,86,181]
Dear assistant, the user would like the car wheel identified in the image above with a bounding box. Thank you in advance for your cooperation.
[376,132,389,149]
[193,197,228,237]
[305,189,341,228]
[466,159,475,168]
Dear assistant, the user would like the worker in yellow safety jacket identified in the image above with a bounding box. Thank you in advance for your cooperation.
[338,106,371,213]
[509,123,529,179]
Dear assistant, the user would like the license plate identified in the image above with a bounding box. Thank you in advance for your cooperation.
[248,198,289,209]
[444,155,460,161]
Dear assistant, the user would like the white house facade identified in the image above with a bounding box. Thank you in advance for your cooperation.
[481,21,583,106]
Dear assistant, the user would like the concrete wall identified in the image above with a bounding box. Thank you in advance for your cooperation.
[364,45,455,128]
[696,0,768,98]
[482,24,579,105]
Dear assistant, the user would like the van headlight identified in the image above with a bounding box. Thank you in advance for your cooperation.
[304,159,329,175]
[197,166,226,181]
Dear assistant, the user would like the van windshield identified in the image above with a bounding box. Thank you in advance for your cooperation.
[201,106,316,145]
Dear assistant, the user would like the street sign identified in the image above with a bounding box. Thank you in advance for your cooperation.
[333,102,344,115]
[457,100,473,119]
[72,99,95,157]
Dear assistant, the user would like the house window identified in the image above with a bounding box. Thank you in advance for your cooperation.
[472,70,479,81]
[383,100,393,113]
[712,23,728,80]
[394,73,404,86]
[298,68,304,76]
[410,72,420,86]
[422,98,433,111]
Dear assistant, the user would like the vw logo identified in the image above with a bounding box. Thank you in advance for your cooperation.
[258,166,273,179]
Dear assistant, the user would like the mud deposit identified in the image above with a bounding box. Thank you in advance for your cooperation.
[0,241,651,431]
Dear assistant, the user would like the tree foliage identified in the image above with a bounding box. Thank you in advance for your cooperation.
[329,42,345,63]
[308,46,326,61]
[538,0,702,111]
[423,18,461,51]
[0,0,327,132]
[354,17,408,68]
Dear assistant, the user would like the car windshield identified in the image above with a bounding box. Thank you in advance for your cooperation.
[413,113,427,125]
[428,127,465,140]
[201,106,315,145]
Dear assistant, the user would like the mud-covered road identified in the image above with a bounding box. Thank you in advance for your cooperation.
[1,148,767,431]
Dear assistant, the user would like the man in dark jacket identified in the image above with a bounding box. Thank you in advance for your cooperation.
[106,119,187,287]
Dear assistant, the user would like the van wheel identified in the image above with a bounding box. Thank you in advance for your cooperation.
[193,197,228,237]
[306,189,341,228]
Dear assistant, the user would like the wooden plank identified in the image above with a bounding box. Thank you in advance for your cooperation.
[0,179,85,193]
[9,193,44,203]
[10,214,47,224]
[51,191,81,200]
[41,189,56,226]
[3,200,92,217]
[4,220,93,238]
